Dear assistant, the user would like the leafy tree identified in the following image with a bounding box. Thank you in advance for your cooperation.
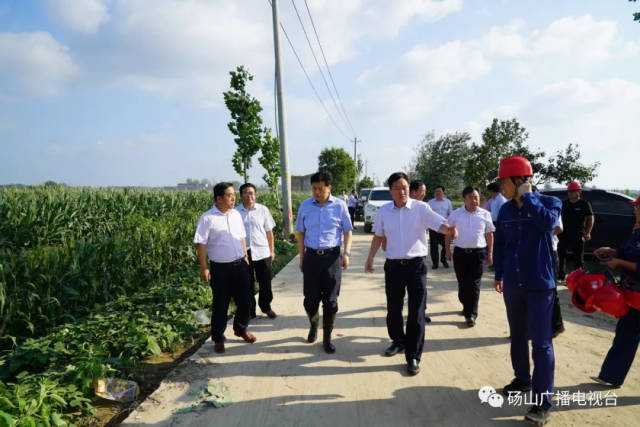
[409,131,471,196]
[318,147,356,193]
[357,176,374,190]
[464,118,545,187]
[258,128,281,205]
[540,143,600,185]
[631,0,640,22]
[223,66,264,183]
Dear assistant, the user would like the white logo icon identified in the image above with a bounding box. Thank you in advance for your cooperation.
[488,393,504,408]
[478,386,496,403]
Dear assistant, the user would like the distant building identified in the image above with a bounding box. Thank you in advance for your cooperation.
[291,174,313,193]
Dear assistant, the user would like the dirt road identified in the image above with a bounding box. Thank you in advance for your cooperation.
[123,227,639,426]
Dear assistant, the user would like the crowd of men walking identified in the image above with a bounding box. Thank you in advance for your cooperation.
[193,156,638,426]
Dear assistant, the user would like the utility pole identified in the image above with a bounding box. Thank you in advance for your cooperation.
[271,0,293,239]
[352,137,360,189]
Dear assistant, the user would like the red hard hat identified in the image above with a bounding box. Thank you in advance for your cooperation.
[623,288,640,310]
[589,284,629,318]
[497,156,533,179]
[571,274,607,313]
[566,268,585,293]
[567,181,582,191]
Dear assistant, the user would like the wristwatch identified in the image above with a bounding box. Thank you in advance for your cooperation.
[343,251,351,257]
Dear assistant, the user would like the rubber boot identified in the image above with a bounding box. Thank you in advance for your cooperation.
[323,312,336,354]
[307,312,319,343]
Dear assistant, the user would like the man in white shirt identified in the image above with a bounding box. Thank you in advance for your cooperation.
[445,186,495,327]
[365,172,453,375]
[236,183,277,319]
[348,189,358,230]
[428,186,454,269]
[194,182,256,354]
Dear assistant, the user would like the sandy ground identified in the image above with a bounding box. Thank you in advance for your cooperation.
[123,226,639,426]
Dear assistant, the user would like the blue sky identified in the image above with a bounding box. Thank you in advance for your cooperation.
[1,0,639,189]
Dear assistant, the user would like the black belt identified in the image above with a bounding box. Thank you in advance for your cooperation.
[211,258,245,266]
[305,246,340,256]
[387,257,424,265]
[454,247,486,254]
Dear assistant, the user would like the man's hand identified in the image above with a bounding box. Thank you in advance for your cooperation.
[584,232,592,241]
[446,250,452,261]
[271,252,276,262]
[299,255,304,272]
[342,254,350,270]
[365,257,375,273]
[600,258,620,269]
[487,253,493,266]
[517,182,532,195]
[200,268,211,282]
[494,280,503,293]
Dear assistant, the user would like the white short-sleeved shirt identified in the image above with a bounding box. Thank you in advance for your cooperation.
[348,194,357,208]
[373,198,446,259]
[448,206,495,249]
[236,203,276,261]
[428,198,453,219]
[552,216,563,251]
[193,206,246,263]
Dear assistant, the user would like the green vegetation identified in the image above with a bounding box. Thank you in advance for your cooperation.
[0,186,302,426]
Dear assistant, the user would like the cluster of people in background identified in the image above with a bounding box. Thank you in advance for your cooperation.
[193,156,638,427]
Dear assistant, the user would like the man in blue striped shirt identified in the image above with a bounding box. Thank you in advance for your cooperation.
[493,156,561,426]
[296,171,353,354]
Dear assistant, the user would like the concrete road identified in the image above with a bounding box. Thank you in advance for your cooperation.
[123,227,640,426]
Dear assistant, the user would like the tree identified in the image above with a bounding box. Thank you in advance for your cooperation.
[318,147,356,193]
[540,143,600,185]
[258,128,281,205]
[409,131,471,196]
[631,0,640,22]
[464,118,546,188]
[358,176,374,190]
[223,66,264,183]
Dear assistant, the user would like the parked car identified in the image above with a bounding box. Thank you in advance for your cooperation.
[364,187,393,233]
[539,188,635,253]
[355,188,371,221]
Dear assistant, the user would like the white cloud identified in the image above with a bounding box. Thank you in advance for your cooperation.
[0,32,78,96]
[45,0,110,34]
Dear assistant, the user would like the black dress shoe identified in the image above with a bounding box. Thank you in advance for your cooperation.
[407,359,420,376]
[466,317,476,327]
[384,342,405,357]
[442,260,449,268]
[425,315,432,323]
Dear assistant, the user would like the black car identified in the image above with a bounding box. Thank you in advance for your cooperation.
[540,188,635,253]
[355,188,371,221]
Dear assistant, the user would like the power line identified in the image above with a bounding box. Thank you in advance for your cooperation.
[303,0,357,137]
[266,0,350,140]
[290,0,353,137]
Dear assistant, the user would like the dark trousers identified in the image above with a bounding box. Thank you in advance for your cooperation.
[551,250,564,332]
[453,247,486,319]
[503,286,555,410]
[384,257,427,362]
[209,259,252,343]
[557,235,585,277]
[348,207,356,226]
[247,250,273,316]
[303,247,342,316]
[428,230,446,268]
[599,308,640,386]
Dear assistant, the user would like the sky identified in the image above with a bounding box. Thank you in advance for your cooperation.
[1,0,639,189]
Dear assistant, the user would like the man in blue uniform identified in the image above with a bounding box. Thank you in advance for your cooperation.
[493,156,561,426]
[296,171,353,354]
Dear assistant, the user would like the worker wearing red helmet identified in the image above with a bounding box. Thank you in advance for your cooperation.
[557,180,594,281]
[493,156,562,425]
[590,194,640,388]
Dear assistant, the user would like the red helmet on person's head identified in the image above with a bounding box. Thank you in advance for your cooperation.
[566,268,585,292]
[567,181,582,191]
[497,156,533,179]
[571,274,607,313]
[589,284,629,318]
